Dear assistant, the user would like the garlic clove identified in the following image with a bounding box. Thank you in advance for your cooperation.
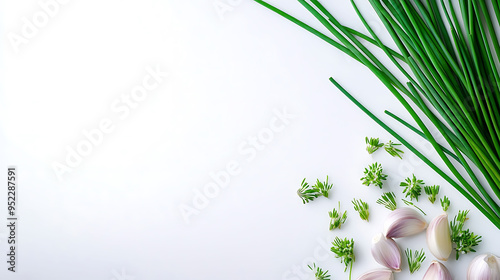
[423,261,452,280]
[467,253,500,280]
[427,213,452,261]
[371,232,402,272]
[357,269,394,280]
[384,207,427,238]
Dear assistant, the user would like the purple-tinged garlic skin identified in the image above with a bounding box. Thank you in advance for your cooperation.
[468,254,500,280]
[384,207,427,238]
[371,232,402,272]
[357,269,394,280]
[427,213,452,261]
[423,261,452,280]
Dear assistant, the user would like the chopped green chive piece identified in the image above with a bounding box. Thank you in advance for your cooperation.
[361,162,387,189]
[297,176,333,204]
[450,210,482,260]
[314,176,333,198]
[331,237,355,280]
[405,248,426,274]
[400,175,424,201]
[441,196,451,212]
[297,178,320,204]
[352,198,369,221]
[366,137,384,154]
[384,140,404,159]
[308,263,331,280]
[329,202,347,230]
[377,192,397,211]
[424,185,440,204]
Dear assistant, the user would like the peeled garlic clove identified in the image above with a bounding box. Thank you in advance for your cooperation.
[371,232,402,272]
[357,269,394,280]
[467,254,500,280]
[427,213,452,261]
[423,261,452,280]
[384,207,427,238]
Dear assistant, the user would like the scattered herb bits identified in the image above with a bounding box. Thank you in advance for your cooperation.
[366,137,384,154]
[405,248,426,274]
[376,192,397,211]
[450,210,482,260]
[361,162,387,189]
[400,175,424,201]
[297,178,320,204]
[297,176,333,204]
[352,198,369,221]
[384,140,404,159]
[331,237,355,279]
[424,185,440,204]
[441,196,451,212]
[365,137,403,158]
[308,263,331,280]
[314,176,333,198]
[329,202,347,230]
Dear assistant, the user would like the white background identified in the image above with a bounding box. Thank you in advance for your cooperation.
[0,0,498,279]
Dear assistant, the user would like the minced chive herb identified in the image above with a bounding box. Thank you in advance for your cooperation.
[377,192,397,210]
[405,248,426,274]
[329,202,347,230]
[361,162,387,189]
[400,175,424,201]
[366,137,384,154]
[352,198,369,221]
[331,237,355,280]
[424,185,440,204]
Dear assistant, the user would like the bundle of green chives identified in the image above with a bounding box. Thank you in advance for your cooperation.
[255,0,500,229]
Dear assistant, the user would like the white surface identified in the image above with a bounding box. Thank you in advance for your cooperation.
[0,0,498,279]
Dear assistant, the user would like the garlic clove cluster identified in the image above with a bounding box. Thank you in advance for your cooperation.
[468,253,500,280]
[384,207,427,238]
[371,232,402,272]
[427,213,452,261]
